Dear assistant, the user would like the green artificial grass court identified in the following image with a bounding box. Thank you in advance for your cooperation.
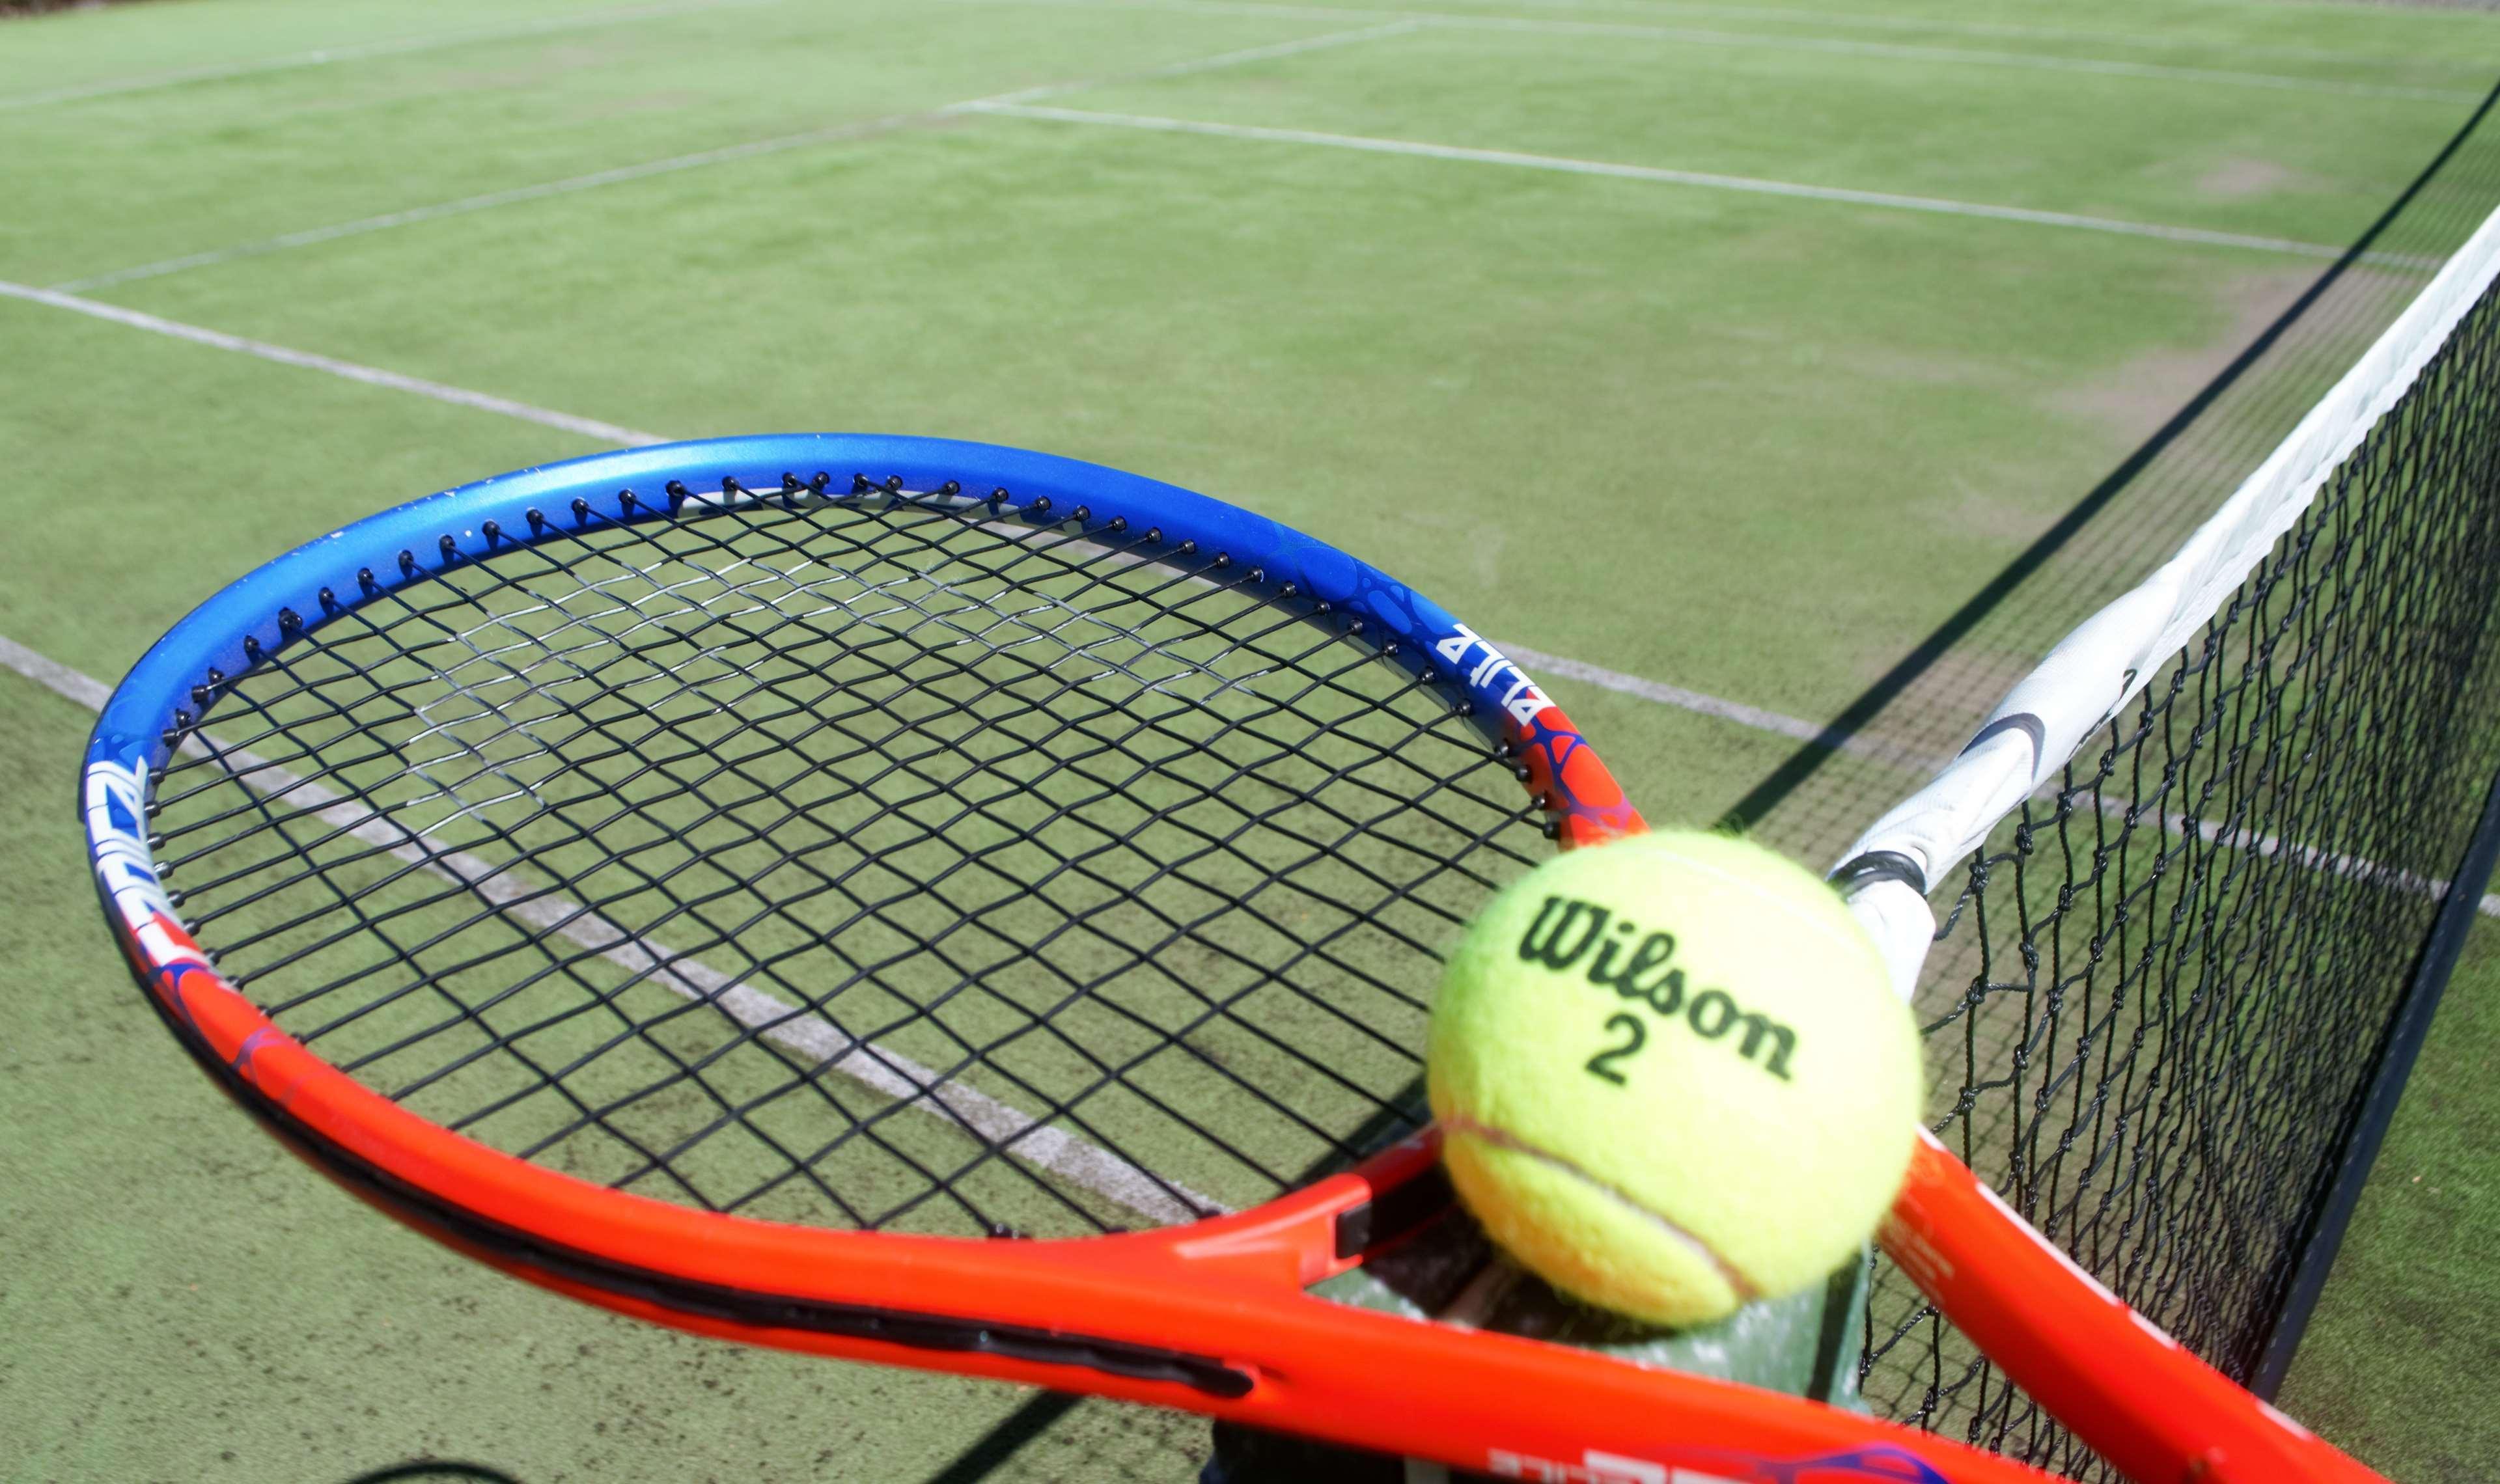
[5,0,2499,1478]
[2274,920,2500,1484]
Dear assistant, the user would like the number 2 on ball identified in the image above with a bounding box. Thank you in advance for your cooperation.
[1585,1012,1646,1085]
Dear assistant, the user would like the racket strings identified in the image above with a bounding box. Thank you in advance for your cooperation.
[166,502,1230,1219]
[148,486,1540,1237]
[221,543,1288,1229]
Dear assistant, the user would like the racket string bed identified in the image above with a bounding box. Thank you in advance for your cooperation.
[145,483,1542,1241]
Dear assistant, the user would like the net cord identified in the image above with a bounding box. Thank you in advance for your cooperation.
[1836,202,2500,989]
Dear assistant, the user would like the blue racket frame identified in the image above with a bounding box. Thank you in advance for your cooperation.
[88,435,1623,821]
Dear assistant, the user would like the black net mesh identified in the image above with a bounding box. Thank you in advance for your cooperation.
[148,483,1544,1241]
[1859,268,2500,1476]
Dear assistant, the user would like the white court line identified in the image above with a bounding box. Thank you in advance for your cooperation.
[994,15,1423,99]
[951,0,2486,102]
[1423,13,2484,102]
[1501,642,1943,773]
[0,281,665,447]
[1264,0,2500,70]
[0,0,787,113]
[969,103,2436,266]
[3,262,1896,766]
[51,21,1423,295]
[3,263,1866,762]
[52,116,960,294]
[0,634,110,711]
[12,633,1214,1227]
[7,21,2474,910]
[0,266,2452,838]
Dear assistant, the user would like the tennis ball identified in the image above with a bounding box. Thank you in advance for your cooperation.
[1427,830,1921,1328]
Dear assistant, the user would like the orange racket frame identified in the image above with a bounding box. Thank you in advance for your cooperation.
[86,436,2389,1484]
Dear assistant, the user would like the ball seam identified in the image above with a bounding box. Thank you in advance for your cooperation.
[1439,1116,1764,1306]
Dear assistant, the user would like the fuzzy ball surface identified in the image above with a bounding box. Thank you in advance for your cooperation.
[1427,830,1921,1327]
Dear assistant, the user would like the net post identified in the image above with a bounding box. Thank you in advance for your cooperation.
[2250,750,2500,1398]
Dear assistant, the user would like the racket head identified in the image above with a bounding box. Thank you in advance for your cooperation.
[90,435,2341,1483]
[80,433,1643,1360]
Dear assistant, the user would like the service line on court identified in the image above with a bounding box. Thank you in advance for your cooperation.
[49,20,1424,295]
[5,6,2456,844]
[1099,0,2490,71]
[0,281,664,446]
[48,0,2459,295]
[0,0,789,113]
[6,293,2473,916]
[16,627,2487,921]
[947,0,2489,103]
[48,1,2450,294]
[0,279,1916,821]
[12,611,2500,961]
[1503,642,1942,774]
[968,103,2438,268]
[1,267,1870,767]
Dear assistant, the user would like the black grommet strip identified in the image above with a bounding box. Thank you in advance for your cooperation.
[1829,849,1928,898]
[1333,1164,1452,1259]
[122,961,1259,1403]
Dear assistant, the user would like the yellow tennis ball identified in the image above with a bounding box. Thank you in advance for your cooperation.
[1427,829,1921,1328]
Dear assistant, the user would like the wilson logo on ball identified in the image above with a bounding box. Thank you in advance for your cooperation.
[1516,895,1798,1082]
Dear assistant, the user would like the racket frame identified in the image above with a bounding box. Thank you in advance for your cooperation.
[83,435,2378,1484]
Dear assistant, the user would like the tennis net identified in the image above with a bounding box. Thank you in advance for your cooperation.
[1835,203,2500,1478]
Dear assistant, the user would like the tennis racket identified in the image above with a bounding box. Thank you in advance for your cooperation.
[85,435,2384,1484]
